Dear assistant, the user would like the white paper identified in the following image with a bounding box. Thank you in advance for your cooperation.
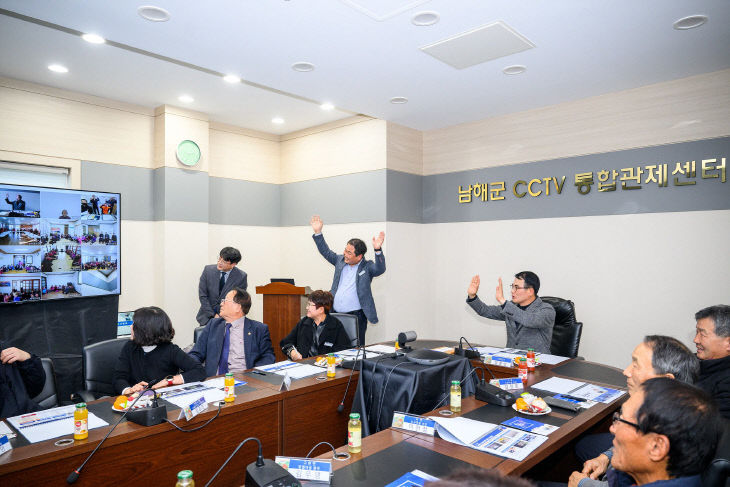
[0,421,16,439]
[568,384,626,403]
[256,360,324,379]
[364,344,396,354]
[536,353,571,365]
[475,346,507,355]
[434,416,548,461]
[7,405,108,444]
[531,377,587,394]
[158,382,226,408]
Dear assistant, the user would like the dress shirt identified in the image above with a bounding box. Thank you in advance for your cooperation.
[227,316,247,372]
[333,263,361,312]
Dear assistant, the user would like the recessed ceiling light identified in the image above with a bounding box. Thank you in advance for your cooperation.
[138,6,171,22]
[291,62,315,72]
[223,74,241,84]
[81,33,106,44]
[673,15,708,30]
[503,65,527,75]
[390,97,408,104]
[272,117,284,124]
[48,64,68,73]
[412,11,440,26]
[178,95,194,103]
[320,102,335,111]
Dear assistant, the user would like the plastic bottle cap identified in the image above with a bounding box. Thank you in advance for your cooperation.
[520,358,526,362]
[76,403,86,408]
[452,380,460,385]
[225,372,233,377]
[349,413,360,419]
[177,470,193,479]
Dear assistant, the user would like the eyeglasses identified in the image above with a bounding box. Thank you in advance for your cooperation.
[509,285,530,290]
[306,302,316,308]
[220,298,235,304]
[612,411,641,431]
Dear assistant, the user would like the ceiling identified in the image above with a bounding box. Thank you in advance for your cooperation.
[0,0,728,135]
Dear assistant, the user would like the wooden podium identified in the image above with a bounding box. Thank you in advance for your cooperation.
[255,282,310,361]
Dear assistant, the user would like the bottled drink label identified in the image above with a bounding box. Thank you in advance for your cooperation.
[518,367,528,381]
[74,419,88,437]
[450,391,461,410]
[348,429,361,448]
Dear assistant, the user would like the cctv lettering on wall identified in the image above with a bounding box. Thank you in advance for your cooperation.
[457,157,726,203]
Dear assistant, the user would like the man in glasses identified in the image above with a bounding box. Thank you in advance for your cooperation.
[606,378,719,486]
[693,304,730,419]
[466,271,555,353]
[196,246,247,327]
[569,335,699,487]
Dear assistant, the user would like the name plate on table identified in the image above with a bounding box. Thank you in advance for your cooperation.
[178,396,208,421]
[0,435,12,455]
[391,412,435,436]
[490,378,524,390]
[275,457,332,484]
[487,355,514,367]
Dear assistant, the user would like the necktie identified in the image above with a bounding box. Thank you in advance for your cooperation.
[217,323,232,375]
[219,271,226,293]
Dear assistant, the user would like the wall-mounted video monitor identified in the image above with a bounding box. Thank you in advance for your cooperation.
[0,183,120,304]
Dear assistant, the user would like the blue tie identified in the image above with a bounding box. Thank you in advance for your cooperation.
[217,323,232,375]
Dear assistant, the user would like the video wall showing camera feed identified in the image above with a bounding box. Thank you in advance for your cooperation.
[0,184,120,304]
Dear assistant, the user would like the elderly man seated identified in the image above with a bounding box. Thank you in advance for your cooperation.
[603,377,720,487]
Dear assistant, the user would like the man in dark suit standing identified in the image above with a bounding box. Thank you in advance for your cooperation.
[196,247,247,326]
[310,215,385,347]
[189,288,275,375]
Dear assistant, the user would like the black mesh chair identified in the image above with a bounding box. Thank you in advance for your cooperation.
[31,357,58,409]
[331,312,359,347]
[541,296,583,358]
[703,420,730,487]
[193,325,206,344]
[76,337,128,402]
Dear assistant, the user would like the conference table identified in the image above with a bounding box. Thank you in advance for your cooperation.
[0,364,359,486]
[320,341,627,485]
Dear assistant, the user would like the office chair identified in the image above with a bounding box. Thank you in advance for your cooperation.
[31,357,59,409]
[703,420,730,487]
[193,325,206,344]
[541,296,583,358]
[331,312,359,347]
[75,337,128,402]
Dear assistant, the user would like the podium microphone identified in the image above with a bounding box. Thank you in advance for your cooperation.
[67,378,164,484]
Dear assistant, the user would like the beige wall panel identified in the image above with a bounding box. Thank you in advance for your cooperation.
[423,69,730,175]
[280,118,387,183]
[209,126,281,183]
[0,83,154,168]
[386,122,423,175]
[419,210,730,369]
[118,220,157,313]
[156,106,210,172]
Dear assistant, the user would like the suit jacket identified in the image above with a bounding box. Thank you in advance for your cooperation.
[0,347,45,418]
[189,317,275,376]
[313,233,386,323]
[467,296,555,353]
[280,314,351,359]
[196,264,247,326]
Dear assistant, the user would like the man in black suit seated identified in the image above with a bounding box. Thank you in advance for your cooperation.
[0,342,46,417]
[280,290,351,360]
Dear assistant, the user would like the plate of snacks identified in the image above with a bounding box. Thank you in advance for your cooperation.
[512,393,551,415]
[111,390,154,412]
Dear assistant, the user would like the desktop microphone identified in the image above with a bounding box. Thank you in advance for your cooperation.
[67,378,164,484]
[204,436,299,487]
[454,336,481,359]
[337,347,361,413]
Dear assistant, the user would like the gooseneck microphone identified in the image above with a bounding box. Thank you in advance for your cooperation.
[67,378,164,484]
[204,437,263,487]
[337,347,361,413]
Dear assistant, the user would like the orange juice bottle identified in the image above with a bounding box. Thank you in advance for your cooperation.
[224,372,235,402]
[326,353,337,378]
[74,403,88,440]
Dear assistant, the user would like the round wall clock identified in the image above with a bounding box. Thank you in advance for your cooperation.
[176,140,201,167]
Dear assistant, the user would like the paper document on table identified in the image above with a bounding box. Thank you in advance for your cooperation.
[532,377,587,394]
[568,383,626,403]
[536,353,570,365]
[7,405,108,443]
[256,360,301,373]
[157,381,226,408]
[256,360,323,379]
[0,421,16,439]
[384,469,439,487]
[434,416,548,461]
[365,344,396,354]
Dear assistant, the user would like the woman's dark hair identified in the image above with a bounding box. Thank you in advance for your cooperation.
[132,306,175,346]
[309,290,334,314]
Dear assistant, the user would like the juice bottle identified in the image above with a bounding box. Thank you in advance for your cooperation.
[348,413,362,453]
[450,380,461,413]
[224,372,235,403]
[175,470,195,487]
[326,353,336,378]
[526,348,536,372]
[518,357,528,384]
[73,403,88,440]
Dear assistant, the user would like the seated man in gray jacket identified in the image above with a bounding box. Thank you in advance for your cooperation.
[466,271,555,353]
